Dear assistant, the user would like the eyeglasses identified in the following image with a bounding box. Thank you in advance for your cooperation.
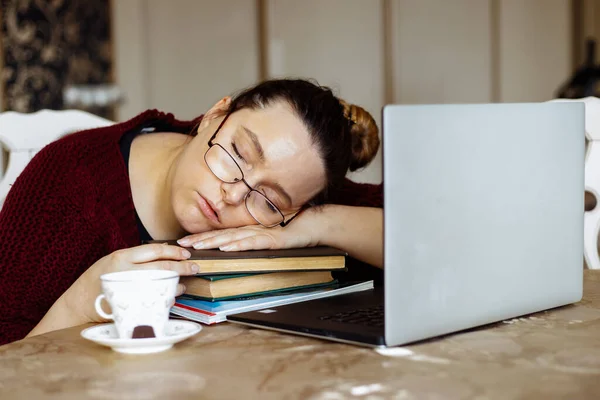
[204,113,302,227]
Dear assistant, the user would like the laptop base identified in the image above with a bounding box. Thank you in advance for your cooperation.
[227,289,386,347]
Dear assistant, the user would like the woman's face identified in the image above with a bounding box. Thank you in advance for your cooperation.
[170,99,326,234]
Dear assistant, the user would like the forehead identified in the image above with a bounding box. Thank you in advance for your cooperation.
[228,103,306,143]
[227,103,326,206]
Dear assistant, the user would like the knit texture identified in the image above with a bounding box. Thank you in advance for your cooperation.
[0,110,382,345]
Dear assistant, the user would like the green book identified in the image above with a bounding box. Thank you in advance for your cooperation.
[179,279,339,302]
[197,273,266,281]
[179,270,337,301]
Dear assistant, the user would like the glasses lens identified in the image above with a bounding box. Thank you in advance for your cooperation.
[246,190,284,227]
[205,145,242,183]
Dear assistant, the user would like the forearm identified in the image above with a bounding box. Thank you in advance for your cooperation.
[26,292,90,337]
[26,269,103,338]
[313,205,383,268]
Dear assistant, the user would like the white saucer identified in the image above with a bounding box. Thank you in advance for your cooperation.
[81,320,202,354]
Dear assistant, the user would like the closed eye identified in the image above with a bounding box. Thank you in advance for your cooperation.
[259,187,283,211]
[231,141,246,164]
[264,197,278,213]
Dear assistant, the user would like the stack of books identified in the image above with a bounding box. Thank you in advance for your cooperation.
[154,243,373,324]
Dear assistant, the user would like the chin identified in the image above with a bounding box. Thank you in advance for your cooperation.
[180,215,212,235]
[174,201,211,235]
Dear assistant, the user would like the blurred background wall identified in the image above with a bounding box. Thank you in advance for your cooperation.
[0,0,113,117]
[111,0,573,184]
[2,0,600,183]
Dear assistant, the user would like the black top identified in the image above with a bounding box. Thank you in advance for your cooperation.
[119,126,155,242]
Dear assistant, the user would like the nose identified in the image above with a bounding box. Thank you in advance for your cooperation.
[221,180,251,205]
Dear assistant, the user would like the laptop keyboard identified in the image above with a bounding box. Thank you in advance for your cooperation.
[319,305,384,328]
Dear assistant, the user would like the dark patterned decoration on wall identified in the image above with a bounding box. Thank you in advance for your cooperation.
[0,0,113,117]
[556,39,600,99]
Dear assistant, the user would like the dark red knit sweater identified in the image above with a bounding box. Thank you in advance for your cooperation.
[0,109,382,345]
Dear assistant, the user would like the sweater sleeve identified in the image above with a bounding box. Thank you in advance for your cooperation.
[328,178,383,208]
[0,140,101,345]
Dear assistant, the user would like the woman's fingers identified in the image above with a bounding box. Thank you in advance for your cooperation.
[181,229,259,250]
[135,260,200,275]
[218,236,274,252]
[176,284,186,297]
[178,228,261,248]
[113,244,191,264]
[198,231,256,249]
[177,231,218,245]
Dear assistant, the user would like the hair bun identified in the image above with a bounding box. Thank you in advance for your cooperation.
[339,99,380,171]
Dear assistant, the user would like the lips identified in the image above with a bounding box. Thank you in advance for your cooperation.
[195,192,220,224]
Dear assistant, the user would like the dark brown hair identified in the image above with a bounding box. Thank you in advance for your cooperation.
[227,79,379,204]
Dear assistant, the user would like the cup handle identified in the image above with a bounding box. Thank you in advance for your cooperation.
[94,294,114,320]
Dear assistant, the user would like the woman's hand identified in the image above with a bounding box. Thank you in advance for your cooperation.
[91,243,199,276]
[178,205,383,268]
[178,210,320,251]
[28,244,200,337]
[74,244,200,321]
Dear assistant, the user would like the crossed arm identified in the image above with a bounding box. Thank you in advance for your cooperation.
[178,204,384,268]
[178,180,385,268]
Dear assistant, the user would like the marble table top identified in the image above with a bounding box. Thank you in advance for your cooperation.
[2,271,600,399]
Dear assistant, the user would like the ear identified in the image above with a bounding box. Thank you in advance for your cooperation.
[198,97,232,130]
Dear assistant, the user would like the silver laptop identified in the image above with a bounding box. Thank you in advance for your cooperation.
[228,102,585,347]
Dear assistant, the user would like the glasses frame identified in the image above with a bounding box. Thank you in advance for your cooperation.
[204,112,303,228]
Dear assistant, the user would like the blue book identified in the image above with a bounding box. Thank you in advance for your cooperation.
[171,280,374,324]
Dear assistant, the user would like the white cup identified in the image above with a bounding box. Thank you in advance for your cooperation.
[94,269,179,339]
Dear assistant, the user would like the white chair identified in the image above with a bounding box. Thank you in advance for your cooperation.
[550,97,600,269]
[0,109,114,208]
